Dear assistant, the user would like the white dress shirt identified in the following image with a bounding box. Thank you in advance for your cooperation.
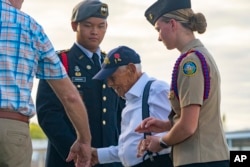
[97,73,171,167]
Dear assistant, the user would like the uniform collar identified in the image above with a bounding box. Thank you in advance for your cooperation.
[181,39,204,54]
[75,42,101,59]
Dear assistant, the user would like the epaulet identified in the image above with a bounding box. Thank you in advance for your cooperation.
[56,49,70,73]
[56,49,70,56]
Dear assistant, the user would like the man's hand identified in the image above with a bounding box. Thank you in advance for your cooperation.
[135,117,168,133]
[91,148,99,166]
[66,140,92,167]
[137,136,163,158]
[136,139,150,158]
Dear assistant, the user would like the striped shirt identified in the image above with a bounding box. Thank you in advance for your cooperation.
[0,0,67,116]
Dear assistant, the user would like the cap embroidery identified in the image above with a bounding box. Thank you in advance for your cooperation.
[149,13,154,21]
[104,56,110,64]
[114,53,122,64]
[100,4,108,16]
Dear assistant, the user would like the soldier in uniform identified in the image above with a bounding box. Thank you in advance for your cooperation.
[36,1,124,167]
[136,0,230,167]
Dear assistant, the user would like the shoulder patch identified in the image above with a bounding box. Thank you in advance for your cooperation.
[182,61,197,76]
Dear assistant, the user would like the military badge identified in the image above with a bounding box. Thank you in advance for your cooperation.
[100,4,108,17]
[182,61,197,76]
[74,66,81,76]
[75,72,81,76]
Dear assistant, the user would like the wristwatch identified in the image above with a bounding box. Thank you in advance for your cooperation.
[159,137,169,148]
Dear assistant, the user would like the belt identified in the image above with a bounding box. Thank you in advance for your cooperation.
[0,108,29,124]
[131,153,172,167]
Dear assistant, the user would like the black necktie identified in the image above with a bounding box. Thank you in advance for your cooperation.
[92,53,100,70]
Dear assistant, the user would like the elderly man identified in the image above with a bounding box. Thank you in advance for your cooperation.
[91,46,173,167]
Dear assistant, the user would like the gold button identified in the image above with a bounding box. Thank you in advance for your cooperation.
[102,120,106,125]
[102,84,106,89]
[77,85,81,88]
[103,108,107,113]
[103,96,107,101]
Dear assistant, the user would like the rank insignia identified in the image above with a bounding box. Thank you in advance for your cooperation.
[182,61,197,76]
[78,55,84,60]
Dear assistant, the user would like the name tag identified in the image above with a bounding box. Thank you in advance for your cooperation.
[72,77,86,82]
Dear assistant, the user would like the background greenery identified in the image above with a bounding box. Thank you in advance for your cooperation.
[30,123,47,139]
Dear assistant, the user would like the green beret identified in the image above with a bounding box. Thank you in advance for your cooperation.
[145,0,191,26]
[71,0,108,22]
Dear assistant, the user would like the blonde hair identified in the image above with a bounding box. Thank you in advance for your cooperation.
[161,9,207,34]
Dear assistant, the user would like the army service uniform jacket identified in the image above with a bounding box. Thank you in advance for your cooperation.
[36,44,124,167]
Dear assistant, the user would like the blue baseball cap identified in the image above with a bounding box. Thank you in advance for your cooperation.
[93,46,141,80]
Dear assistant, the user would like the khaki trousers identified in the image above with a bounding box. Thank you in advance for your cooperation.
[0,119,32,167]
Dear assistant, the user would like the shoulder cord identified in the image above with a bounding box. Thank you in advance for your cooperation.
[60,52,69,73]
[60,51,104,73]
[171,50,210,100]
[142,80,158,162]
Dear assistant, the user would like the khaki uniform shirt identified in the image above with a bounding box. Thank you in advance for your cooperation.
[170,39,229,166]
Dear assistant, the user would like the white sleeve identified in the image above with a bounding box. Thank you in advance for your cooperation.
[149,80,171,137]
[149,80,171,120]
[97,145,121,164]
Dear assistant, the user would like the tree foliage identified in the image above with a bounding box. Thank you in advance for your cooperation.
[29,123,47,139]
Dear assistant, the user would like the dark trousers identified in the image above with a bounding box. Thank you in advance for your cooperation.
[178,160,229,167]
[132,153,173,167]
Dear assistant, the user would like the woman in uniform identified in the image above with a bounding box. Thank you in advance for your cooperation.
[135,0,230,166]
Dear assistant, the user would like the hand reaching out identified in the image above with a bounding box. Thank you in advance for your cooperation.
[66,140,92,167]
[135,117,169,133]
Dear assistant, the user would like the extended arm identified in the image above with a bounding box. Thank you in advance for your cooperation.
[47,77,92,166]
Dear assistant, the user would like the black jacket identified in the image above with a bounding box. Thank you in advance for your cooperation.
[36,44,124,167]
